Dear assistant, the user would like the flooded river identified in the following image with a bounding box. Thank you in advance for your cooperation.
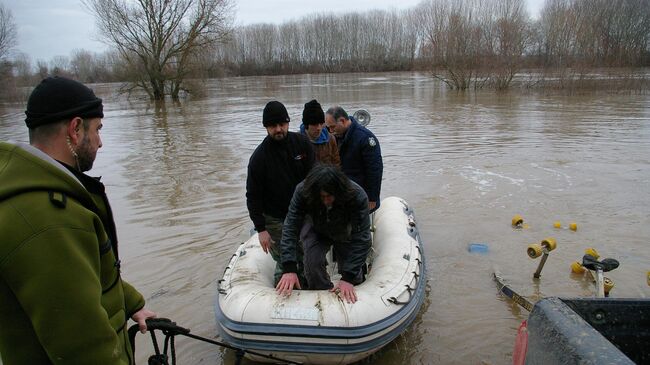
[1,72,649,364]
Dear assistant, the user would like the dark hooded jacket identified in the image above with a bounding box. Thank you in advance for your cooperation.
[279,180,371,283]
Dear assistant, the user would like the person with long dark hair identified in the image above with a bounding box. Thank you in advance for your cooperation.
[275,164,372,303]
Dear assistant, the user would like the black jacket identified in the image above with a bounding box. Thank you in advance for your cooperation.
[246,132,315,232]
[280,180,371,283]
[338,117,383,207]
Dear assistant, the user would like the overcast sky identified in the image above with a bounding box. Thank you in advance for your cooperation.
[5,0,545,62]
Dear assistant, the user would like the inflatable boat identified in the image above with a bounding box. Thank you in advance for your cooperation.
[214,197,426,364]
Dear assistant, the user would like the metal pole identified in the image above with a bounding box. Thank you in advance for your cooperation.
[533,252,549,279]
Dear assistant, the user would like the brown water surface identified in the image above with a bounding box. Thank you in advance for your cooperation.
[1,72,649,364]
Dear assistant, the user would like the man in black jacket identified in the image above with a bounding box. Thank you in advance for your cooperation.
[275,165,371,303]
[246,101,315,285]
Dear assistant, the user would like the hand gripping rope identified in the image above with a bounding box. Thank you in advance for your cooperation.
[128,318,302,365]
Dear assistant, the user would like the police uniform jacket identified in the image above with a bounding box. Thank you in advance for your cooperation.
[338,117,383,207]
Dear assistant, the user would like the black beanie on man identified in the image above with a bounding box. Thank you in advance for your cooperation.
[25,76,104,129]
[262,101,290,127]
[302,99,324,125]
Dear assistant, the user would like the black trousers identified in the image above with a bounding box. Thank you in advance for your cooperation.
[300,219,364,290]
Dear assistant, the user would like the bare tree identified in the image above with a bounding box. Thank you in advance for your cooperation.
[84,0,233,100]
[417,0,486,90]
[573,0,650,66]
[12,52,33,85]
[483,0,530,89]
[35,60,49,79]
[70,49,97,82]
[0,18,25,98]
[0,3,17,60]
[539,0,577,67]
[50,56,71,77]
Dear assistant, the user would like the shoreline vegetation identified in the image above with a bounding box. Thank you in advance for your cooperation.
[1,0,649,101]
[2,68,648,106]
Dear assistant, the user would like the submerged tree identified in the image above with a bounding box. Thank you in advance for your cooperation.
[417,0,485,90]
[84,0,233,100]
[483,0,530,90]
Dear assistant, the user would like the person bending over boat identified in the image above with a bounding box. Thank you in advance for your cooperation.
[276,165,372,303]
[246,101,315,286]
[0,77,156,364]
[299,99,340,166]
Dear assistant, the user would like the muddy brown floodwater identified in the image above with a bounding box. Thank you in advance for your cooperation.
[1,71,649,364]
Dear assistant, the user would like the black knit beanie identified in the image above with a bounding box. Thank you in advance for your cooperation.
[302,99,324,125]
[262,101,290,127]
[25,76,104,129]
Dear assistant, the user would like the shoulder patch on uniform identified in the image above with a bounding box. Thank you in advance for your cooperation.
[368,137,377,147]
[48,191,67,208]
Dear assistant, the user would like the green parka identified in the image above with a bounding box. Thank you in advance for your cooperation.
[0,141,145,364]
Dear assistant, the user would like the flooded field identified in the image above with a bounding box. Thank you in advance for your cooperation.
[1,72,649,364]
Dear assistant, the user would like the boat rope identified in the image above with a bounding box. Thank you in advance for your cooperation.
[128,318,302,365]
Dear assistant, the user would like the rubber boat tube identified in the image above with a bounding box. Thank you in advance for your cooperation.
[215,197,426,364]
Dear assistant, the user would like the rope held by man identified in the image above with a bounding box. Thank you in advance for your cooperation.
[128,318,303,365]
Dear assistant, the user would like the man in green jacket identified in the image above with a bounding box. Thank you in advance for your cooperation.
[0,77,156,364]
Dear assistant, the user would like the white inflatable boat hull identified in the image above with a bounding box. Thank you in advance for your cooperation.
[215,197,426,364]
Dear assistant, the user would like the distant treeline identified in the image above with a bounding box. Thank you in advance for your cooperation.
[216,0,650,89]
[2,0,650,94]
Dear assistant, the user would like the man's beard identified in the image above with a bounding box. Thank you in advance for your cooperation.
[270,130,287,141]
[75,135,96,172]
